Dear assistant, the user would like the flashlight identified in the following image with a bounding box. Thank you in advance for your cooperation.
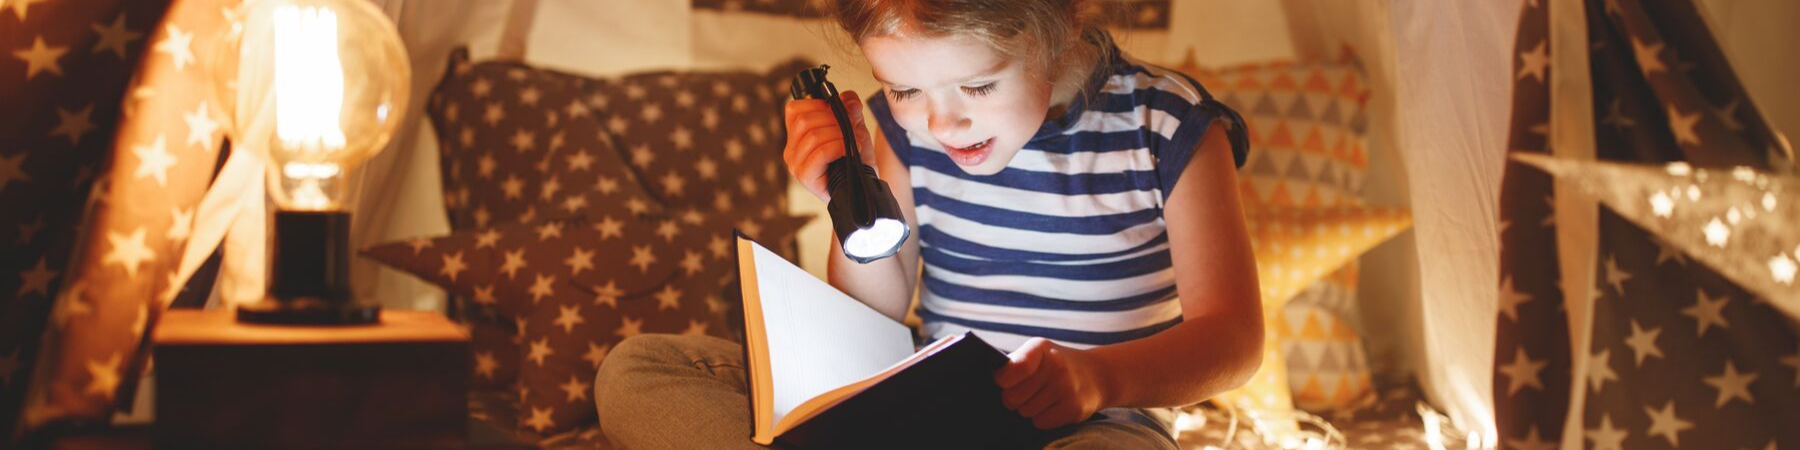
[790,65,910,264]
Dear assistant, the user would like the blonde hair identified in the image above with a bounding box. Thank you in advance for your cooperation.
[828,0,1120,100]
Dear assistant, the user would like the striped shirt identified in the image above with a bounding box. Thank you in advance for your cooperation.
[867,47,1250,352]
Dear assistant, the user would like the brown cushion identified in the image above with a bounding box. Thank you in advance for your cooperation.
[428,48,665,230]
[364,209,809,436]
[595,59,812,219]
[412,48,816,435]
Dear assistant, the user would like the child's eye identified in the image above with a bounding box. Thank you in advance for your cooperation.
[888,89,920,101]
[962,83,997,96]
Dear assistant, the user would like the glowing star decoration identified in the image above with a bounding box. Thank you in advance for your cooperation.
[1704,217,1730,247]
[1771,254,1796,285]
[1512,153,1800,317]
[1650,191,1674,218]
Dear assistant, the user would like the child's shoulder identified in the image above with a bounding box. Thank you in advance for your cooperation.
[1104,51,1214,106]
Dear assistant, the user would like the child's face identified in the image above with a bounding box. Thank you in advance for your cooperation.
[863,32,1054,176]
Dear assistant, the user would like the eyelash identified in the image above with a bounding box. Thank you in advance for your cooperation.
[886,83,997,102]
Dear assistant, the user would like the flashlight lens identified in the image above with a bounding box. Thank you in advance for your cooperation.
[844,218,907,258]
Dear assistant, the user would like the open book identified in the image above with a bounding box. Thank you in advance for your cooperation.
[734,234,1050,449]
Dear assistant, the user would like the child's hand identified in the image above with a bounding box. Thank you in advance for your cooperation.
[783,90,875,203]
[995,337,1110,430]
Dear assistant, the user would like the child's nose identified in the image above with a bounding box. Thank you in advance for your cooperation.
[927,106,971,143]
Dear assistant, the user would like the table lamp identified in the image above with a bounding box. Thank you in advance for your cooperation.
[790,65,910,263]
[208,0,410,324]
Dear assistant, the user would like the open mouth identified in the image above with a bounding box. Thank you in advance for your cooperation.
[945,138,994,166]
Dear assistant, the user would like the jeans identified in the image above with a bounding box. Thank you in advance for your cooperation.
[594,334,1181,450]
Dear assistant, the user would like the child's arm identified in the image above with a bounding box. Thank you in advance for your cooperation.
[994,123,1264,429]
[784,91,922,322]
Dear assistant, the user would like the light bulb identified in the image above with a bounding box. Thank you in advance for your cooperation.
[211,0,409,211]
[208,0,410,325]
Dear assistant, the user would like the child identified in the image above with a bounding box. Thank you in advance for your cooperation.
[595,1,1262,448]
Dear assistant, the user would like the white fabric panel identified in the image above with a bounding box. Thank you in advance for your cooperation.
[1388,0,1518,442]
[526,0,693,75]
[1163,0,1296,68]
[1280,0,1423,400]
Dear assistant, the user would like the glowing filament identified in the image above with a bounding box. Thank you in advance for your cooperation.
[273,5,347,153]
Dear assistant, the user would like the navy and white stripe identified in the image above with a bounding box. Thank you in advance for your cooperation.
[867,46,1248,352]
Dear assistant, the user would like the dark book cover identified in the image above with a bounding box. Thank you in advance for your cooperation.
[775,332,1052,450]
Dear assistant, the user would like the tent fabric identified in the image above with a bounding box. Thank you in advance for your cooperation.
[1497,0,1799,449]
[125,0,1795,441]
[8,0,232,439]
[1384,0,1522,440]
[1492,3,1573,448]
[0,0,182,440]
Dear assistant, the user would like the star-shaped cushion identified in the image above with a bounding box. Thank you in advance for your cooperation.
[1180,53,1400,413]
[1212,204,1411,418]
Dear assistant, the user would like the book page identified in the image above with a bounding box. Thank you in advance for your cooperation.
[741,239,915,437]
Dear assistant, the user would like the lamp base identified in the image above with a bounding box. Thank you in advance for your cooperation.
[241,210,377,325]
[236,298,381,325]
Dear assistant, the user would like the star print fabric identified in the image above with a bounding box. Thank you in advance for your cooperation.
[379,49,815,437]
[2,0,238,440]
[362,210,810,436]
[1494,1,1798,449]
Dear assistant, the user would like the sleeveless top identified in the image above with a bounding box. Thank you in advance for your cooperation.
[866,46,1249,352]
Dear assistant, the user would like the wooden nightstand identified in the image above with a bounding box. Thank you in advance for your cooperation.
[153,309,470,450]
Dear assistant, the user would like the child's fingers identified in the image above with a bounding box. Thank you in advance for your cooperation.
[787,113,845,166]
[997,338,1051,387]
[1029,400,1079,430]
[1000,367,1053,411]
[784,109,850,199]
[840,90,861,112]
[1014,371,1065,418]
[783,102,838,163]
[783,108,840,166]
[795,136,845,197]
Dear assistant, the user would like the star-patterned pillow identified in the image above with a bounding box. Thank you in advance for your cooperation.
[595,59,811,218]
[428,48,666,230]
[424,50,811,392]
[363,208,811,436]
